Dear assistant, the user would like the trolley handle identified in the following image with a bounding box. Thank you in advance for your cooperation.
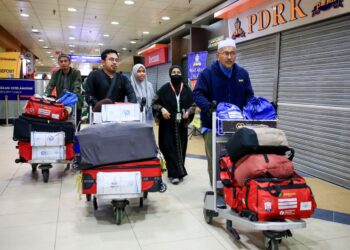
[140,97,147,112]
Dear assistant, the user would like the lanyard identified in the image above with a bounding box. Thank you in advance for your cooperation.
[169,82,183,113]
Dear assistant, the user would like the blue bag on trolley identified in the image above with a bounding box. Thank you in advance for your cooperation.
[57,91,78,107]
[243,97,277,120]
[217,102,243,135]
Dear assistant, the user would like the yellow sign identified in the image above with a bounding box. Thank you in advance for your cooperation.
[0,52,21,78]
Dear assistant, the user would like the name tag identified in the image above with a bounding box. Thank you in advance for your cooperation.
[176,113,182,122]
[238,79,244,83]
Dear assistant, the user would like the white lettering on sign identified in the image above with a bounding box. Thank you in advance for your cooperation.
[148,55,160,64]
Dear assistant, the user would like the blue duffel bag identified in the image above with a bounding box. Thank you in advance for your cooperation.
[243,97,277,120]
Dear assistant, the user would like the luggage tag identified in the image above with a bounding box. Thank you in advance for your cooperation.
[176,113,182,122]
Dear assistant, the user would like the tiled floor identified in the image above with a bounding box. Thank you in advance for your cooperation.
[1,125,350,250]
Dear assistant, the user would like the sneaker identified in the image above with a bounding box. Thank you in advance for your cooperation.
[171,178,180,184]
[216,197,227,208]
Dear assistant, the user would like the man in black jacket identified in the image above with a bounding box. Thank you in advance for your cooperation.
[85,49,137,109]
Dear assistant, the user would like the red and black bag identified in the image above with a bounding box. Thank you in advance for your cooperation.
[219,155,241,209]
[81,159,163,194]
[238,173,317,221]
[234,154,294,187]
[16,142,75,162]
[24,96,68,121]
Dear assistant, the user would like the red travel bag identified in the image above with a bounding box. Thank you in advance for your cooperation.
[235,154,294,187]
[237,173,317,221]
[219,155,241,209]
[81,159,164,194]
[24,96,68,121]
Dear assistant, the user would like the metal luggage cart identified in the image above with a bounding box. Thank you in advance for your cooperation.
[82,102,166,225]
[15,105,78,183]
[203,112,306,250]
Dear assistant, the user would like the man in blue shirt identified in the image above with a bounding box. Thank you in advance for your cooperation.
[193,38,254,206]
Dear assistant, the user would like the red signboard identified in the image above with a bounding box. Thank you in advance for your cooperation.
[144,47,168,67]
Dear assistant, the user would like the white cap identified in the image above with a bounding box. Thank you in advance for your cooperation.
[218,38,236,50]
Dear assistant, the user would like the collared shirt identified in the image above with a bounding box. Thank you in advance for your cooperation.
[219,63,233,78]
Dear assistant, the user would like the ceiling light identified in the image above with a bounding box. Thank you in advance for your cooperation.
[122,48,127,51]
[103,34,110,37]
[69,37,75,40]
[47,51,52,54]
[43,46,49,49]
[67,8,77,12]
[50,55,54,58]
[111,21,119,25]
[32,28,39,33]
[70,50,74,53]
[38,39,44,42]
[162,16,171,21]
[98,43,104,46]
[95,49,99,51]
[20,13,29,17]
[143,31,150,35]
[124,1,134,5]
[68,25,76,29]
[130,40,136,44]
[69,44,75,47]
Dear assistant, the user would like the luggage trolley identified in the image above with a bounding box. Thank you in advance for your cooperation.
[15,105,78,183]
[203,112,306,250]
[79,101,167,225]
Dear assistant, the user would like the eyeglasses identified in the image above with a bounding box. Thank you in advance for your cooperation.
[107,58,119,62]
[219,51,236,57]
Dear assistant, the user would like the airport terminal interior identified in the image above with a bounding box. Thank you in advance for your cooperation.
[0,0,349,249]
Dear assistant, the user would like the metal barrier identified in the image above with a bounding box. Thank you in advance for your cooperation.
[3,95,10,126]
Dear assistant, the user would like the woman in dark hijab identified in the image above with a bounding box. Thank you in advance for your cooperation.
[152,65,196,184]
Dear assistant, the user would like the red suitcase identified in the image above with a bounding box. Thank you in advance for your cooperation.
[81,159,164,194]
[237,173,317,221]
[17,141,75,162]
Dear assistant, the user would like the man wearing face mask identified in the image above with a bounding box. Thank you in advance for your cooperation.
[193,38,254,207]
[152,65,196,185]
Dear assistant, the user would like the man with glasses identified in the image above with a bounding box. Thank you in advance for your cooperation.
[193,38,254,207]
[85,49,136,110]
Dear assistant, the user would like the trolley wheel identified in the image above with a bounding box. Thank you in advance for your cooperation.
[86,194,91,202]
[93,196,98,210]
[226,220,240,241]
[267,239,279,250]
[114,207,123,225]
[42,169,49,183]
[31,164,38,173]
[143,191,148,199]
[159,182,167,193]
[203,208,213,224]
[64,164,70,172]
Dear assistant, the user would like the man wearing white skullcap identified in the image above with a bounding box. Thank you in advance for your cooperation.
[193,37,254,207]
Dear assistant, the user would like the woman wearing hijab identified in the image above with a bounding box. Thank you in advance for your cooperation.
[130,64,155,121]
[152,65,196,184]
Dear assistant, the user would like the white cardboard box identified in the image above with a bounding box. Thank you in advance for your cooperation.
[30,131,65,146]
[96,171,141,195]
[32,146,66,161]
[101,103,140,122]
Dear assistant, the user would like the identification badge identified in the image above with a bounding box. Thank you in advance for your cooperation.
[176,113,182,122]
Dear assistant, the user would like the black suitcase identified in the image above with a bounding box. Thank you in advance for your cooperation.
[13,114,75,143]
